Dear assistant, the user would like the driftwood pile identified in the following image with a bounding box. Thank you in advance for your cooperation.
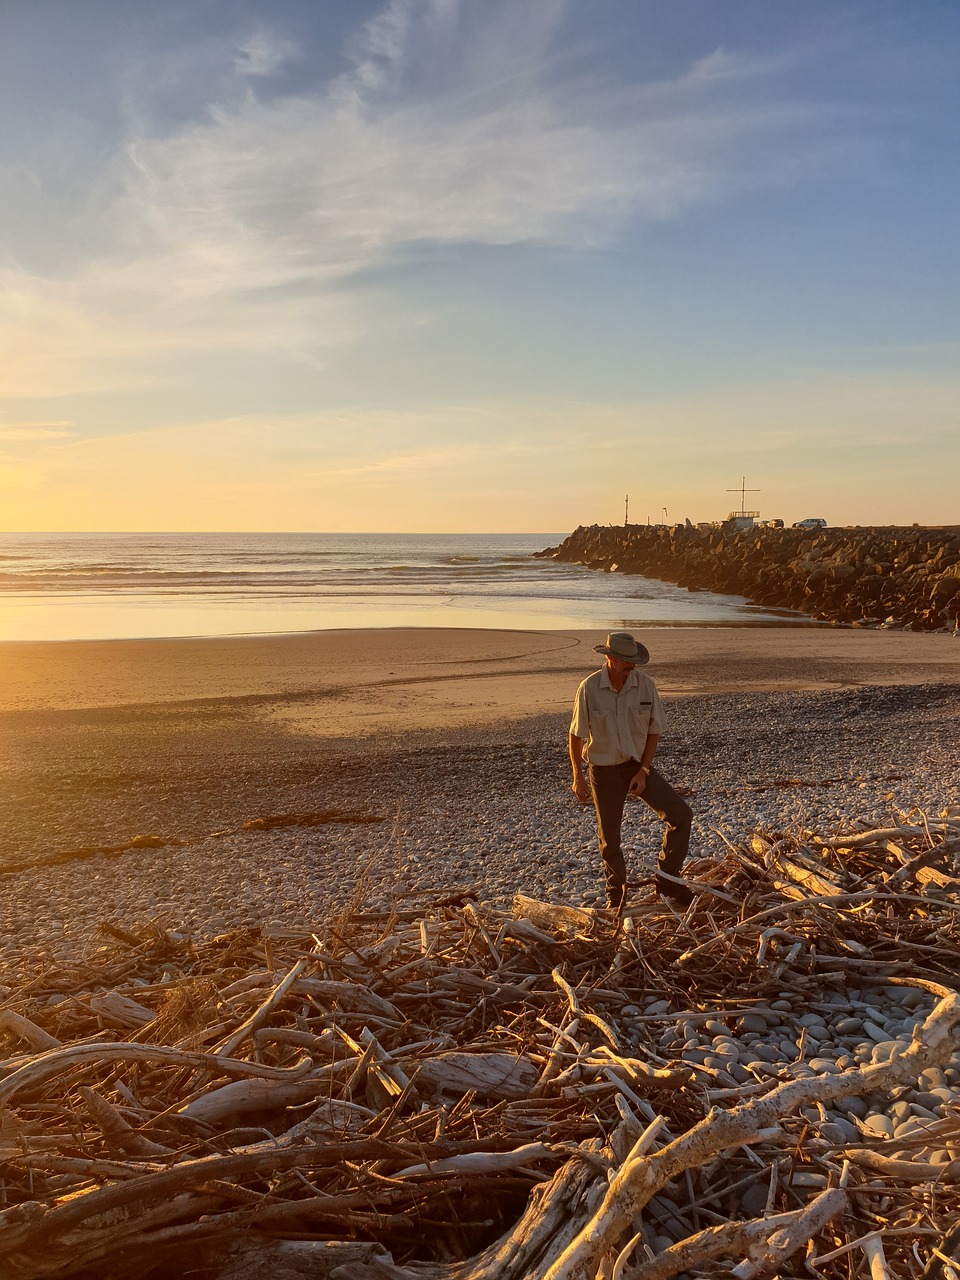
[0,811,959,1279]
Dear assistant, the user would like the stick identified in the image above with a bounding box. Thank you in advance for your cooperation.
[215,958,309,1058]
[0,1042,313,1107]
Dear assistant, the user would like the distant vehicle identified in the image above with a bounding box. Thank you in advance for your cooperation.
[793,517,827,530]
[759,518,784,528]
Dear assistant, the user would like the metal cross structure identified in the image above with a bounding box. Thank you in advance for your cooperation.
[726,476,760,518]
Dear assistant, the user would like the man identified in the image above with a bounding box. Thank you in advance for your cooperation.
[570,631,693,911]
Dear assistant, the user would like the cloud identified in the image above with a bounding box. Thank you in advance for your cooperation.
[235,31,298,78]
[0,0,859,398]
[0,420,73,442]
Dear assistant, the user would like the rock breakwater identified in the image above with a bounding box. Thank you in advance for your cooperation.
[538,524,960,630]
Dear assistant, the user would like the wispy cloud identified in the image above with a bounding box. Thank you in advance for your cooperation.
[235,31,298,78]
[0,0,857,398]
[0,420,73,442]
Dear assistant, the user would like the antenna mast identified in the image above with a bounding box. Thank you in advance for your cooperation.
[624,494,629,526]
[726,476,760,518]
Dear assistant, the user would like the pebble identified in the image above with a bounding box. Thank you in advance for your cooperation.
[835,1017,864,1035]
[839,1095,870,1116]
[863,1020,891,1043]
[739,1184,768,1217]
[872,1042,901,1064]
[736,1014,768,1034]
[818,1119,855,1144]
[862,1115,894,1139]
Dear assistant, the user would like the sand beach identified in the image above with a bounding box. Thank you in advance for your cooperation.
[3,622,958,719]
[0,625,957,964]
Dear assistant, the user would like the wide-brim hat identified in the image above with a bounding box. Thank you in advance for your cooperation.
[593,631,650,665]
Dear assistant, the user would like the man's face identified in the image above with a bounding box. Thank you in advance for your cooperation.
[607,656,635,679]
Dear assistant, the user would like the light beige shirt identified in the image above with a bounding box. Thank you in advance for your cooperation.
[569,665,665,766]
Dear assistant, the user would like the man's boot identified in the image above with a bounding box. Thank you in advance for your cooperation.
[656,856,692,907]
[607,881,626,915]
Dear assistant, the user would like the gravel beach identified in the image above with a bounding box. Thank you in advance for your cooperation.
[1,628,959,1277]
[1,625,957,971]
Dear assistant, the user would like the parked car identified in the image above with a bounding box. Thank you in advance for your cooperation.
[793,518,827,530]
[759,518,784,528]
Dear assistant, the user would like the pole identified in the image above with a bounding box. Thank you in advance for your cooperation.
[624,494,629,526]
[725,476,760,517]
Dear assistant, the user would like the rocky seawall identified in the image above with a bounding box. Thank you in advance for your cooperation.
[538,524,960,630]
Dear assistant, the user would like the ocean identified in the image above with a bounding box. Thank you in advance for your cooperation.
[0,532,795,642]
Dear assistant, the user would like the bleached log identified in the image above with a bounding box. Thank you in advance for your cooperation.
[0,1042,313,1107]
[293,978,401,1021]
[885,841,952,886]
[0,1010,61,1053]
[619,1187,849,1280]
[252,1026,340,1054]
[903,864,960,896]
[818,823,943,848]
[78,1086,173,1157]
[861,1232,893,1280]
[842,1149,960,1182]
[394,1142,554,1178]
[756,834,847,890]
[88,992,154,1029]
[287,1097,376,1138]
[414,1052,537,1100]
[514,895,595,936]
[219,972,276,1002]
[433,968,539,1002]
[882,835,960,892]
[180,1062,351,1126]
[498,917,561,946]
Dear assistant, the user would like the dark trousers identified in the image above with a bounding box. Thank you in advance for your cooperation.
[588,761,692,909]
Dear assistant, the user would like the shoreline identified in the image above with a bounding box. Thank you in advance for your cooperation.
[1,625,957,720]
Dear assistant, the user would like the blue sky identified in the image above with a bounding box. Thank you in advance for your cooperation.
[0,0,957,530]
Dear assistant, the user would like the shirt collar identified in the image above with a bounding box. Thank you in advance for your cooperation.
[598,665,640,691]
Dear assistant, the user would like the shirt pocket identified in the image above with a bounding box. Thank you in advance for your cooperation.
[590,708,619,748]
[632,702,653,740]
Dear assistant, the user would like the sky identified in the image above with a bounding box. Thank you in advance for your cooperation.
[0,0,957,532]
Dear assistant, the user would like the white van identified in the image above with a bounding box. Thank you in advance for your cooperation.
[793,518,827,530]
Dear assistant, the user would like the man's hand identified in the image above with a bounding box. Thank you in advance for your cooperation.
[569,734,591,805]
[628,767,648,797]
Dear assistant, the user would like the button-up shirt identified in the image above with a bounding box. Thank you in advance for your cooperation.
[569,665,665,766]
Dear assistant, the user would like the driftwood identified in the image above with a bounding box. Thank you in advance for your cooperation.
[0,807,959,1278]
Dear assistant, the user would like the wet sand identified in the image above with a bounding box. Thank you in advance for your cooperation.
[2,625,957,734]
